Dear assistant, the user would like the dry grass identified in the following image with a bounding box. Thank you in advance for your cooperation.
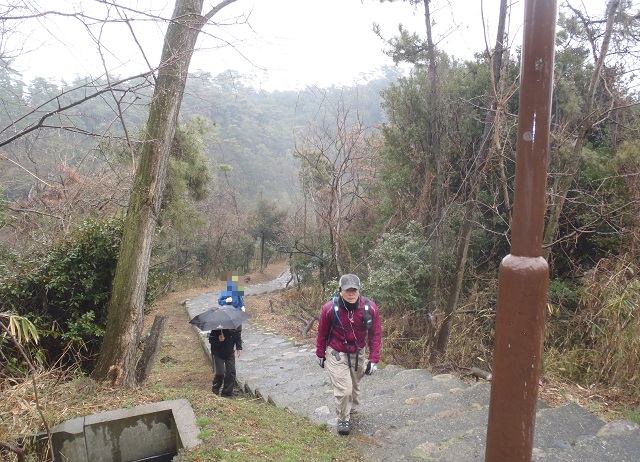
[542,258,640,411]
[0,368,171,443]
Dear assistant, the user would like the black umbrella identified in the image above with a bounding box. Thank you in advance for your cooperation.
[189,305,251,331]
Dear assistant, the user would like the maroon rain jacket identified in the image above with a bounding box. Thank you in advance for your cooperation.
[315,296,382,364]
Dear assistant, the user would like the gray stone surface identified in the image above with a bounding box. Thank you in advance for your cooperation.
[532,420,640,462]
[44,398,200,462]
[533,403,605,449]
[48,417,88,462]
[185,273,639,462]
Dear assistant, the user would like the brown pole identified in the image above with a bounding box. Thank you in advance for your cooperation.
[485,0,557,461]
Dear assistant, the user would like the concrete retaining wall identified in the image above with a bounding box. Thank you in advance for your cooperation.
[39,398,200,461]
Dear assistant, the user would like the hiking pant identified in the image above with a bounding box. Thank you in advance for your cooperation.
[211,352,236,396]
[325,347,367,421]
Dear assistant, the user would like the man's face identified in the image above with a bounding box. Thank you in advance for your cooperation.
[340,287,360,303]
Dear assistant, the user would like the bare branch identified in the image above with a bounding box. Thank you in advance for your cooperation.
[0,71,154,148]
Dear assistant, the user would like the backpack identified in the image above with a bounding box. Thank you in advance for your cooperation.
[328,296,374,371]
[331,296,373,331]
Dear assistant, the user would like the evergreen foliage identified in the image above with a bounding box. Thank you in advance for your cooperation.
[368,221,431,313]
[249,197,287,269]
[0,217,128,375]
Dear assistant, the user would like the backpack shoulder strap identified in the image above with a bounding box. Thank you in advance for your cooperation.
[326,297,344,348]
[361,296,373,330]
[331,296,340,325]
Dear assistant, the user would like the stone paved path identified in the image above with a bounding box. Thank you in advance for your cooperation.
[185,272,640,462]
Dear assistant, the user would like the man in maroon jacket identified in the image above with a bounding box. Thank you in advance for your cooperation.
[315,274,382,435]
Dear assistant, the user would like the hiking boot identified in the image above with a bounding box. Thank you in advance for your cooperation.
[212,387,220,395]
[337,420,350,435]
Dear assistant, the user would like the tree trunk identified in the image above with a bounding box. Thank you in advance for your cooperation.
[135,315,168,384]
[93,0,236,386]
[429,0,508,365]
[542,0,619,260]
[419,0,444,308]
[430,199,474,364]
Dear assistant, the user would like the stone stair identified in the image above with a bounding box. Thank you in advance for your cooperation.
[186,290,640,462]
[235,321,640,462]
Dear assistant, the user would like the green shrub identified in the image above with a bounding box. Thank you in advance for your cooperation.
[367,221,431,313]
[0,217,123,375]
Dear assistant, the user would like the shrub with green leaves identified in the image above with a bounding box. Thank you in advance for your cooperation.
[0,217,124,375]
[367,221,431,313]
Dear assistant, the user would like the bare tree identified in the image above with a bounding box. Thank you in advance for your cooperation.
[92,0,237,386]
[293,90,376,280]
[429,0,509,365]
[542,0,621,259]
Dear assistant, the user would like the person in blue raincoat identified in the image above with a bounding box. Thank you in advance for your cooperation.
[217,271,245,311]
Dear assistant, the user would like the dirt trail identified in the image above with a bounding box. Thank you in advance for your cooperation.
[144,261,291,389]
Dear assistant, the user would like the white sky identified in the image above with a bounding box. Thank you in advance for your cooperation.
[11,0,606,91]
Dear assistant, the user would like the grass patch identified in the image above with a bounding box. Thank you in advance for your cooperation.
[624,409,640,425]
[197,428,214,439]
[171,388,360,462]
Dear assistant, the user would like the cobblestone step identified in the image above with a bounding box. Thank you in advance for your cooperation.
[186,286,638,462]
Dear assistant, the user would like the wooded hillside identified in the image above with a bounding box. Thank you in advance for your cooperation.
[1,1,638,402]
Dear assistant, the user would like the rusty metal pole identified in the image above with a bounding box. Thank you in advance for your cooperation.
[485,0,557,461]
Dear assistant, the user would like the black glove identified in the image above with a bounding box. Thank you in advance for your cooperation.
[317,356,326,368]
[365,361,377,375]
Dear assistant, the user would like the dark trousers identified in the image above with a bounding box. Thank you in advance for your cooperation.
[211,352,236,396]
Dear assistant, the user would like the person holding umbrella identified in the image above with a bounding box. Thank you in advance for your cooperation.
[208,317,243,397]
[189,282,251,397]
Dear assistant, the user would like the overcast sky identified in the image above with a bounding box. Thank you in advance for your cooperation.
[12,0,606,91]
